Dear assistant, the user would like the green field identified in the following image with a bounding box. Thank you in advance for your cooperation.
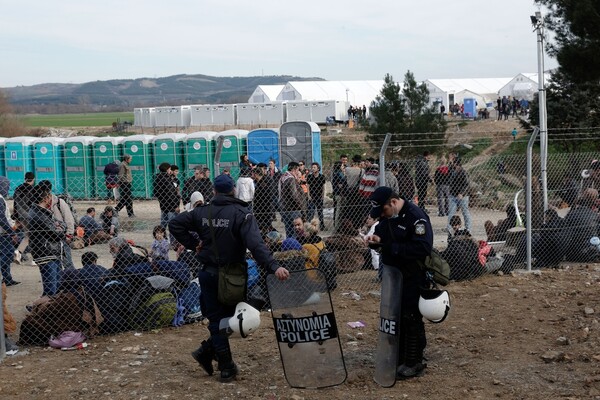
[22,112,134,127]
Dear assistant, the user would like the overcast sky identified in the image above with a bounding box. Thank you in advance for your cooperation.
[0,0,558,87]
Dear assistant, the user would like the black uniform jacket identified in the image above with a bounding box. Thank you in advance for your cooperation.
[169,194,280,273]
[374,199,433,269]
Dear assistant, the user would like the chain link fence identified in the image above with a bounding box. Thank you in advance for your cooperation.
[2,129,599,358]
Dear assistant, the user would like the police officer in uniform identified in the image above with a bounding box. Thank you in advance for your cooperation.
[364,186,433,379]
[169,174,289,382]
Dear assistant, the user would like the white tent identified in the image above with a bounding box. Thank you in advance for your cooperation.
[425,77,512,109]
[248,85,285,103]
[498,73,551,100]
[276,80,384,109]
[454,90,494,110]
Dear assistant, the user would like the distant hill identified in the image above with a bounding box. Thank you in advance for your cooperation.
[3,74,323,114]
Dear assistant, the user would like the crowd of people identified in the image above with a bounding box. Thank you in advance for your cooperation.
[4,148,600,383]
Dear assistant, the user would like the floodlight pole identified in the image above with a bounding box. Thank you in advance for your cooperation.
[526,127,540,272]
[533,11,549,212]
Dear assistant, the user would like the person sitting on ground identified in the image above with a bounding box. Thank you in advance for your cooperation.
[107,237,150,279]
[562,188,600,262]
[100,206,119,237]
[150,225,170,261]
[300,219,337,290]
[324,218,368,273]
[484,204,518,242]
[442,215,483,281]
[301,219,325,270]
[273,237,307,274]
[534,208,565,268]
[78,207,113,246]
[292,215,306,242]
[264,230,283,253]
[79,251,108,299]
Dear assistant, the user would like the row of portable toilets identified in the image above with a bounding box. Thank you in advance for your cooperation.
[0,121,322,199]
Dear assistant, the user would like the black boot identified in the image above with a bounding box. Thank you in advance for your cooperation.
[191,339,216,376]
[397,316,427,380]
[216,349,238,382]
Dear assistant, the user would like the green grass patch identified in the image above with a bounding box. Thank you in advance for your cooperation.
[22,112,134,127]
[451,137,492,162]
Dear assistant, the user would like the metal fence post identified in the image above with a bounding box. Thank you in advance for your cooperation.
[378,133,392,187]
[526,127,540,272]
[0,280,6,362]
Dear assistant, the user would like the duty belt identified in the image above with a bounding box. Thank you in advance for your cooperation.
[200,265,219,275]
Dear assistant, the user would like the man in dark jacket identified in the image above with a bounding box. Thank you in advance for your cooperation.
[447,158,472,234]
[153,162,181,231]
[28,186,65,296]
[169,174,289,382]
[414,151,432,212]
[13,172,36,227]
[183,167,214,205]
[562,188,600,262]
[252,167,274,233]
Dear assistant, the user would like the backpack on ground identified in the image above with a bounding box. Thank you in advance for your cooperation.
[129,276,177,331]
[418,248,451,286]
[58,193,79,225]
[131,292,178,330]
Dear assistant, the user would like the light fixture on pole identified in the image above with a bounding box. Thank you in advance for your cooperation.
[531,10,548,212]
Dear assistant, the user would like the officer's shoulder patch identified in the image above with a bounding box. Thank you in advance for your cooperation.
[414,219,427,236]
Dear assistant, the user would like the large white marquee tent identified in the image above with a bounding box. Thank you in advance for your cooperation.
[424,77,513,110]
[248,85,285,103]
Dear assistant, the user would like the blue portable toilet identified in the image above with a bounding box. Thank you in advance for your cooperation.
[4,137,36,196]
[121,134,155,198]
[247,128,280,168]
[91,137,124,200]
[0,138,6,177]
[63,136,95,199]
[463,98,477,118]
[279,121,322,168]
[213,129,248,179]
[32,137,66,194]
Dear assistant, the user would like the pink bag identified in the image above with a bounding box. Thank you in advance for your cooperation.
[48,331,86,349]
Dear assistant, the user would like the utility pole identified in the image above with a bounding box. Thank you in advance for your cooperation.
[531,10,548,212]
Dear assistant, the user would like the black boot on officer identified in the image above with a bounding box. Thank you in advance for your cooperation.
[191,338,216,376]
[396,314,427,380]
[216,347,238,382]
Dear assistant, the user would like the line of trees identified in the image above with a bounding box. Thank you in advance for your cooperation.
[526,0,600,152]
[365,71,447,155]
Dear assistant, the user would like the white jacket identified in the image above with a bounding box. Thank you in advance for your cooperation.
[235,177,255,203]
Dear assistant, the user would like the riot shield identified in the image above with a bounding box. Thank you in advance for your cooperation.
[374,264,403,387]
[267,268,346,389]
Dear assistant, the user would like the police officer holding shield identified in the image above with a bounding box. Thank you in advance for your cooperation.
[169,174,289,382]
[364,186,433,379]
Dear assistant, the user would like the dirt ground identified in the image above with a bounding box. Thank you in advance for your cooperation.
[3,117,599,399]
[0,198,599,399]
[1,262,599,399]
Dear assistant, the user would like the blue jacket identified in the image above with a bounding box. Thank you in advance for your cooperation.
[169,194,280,273]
